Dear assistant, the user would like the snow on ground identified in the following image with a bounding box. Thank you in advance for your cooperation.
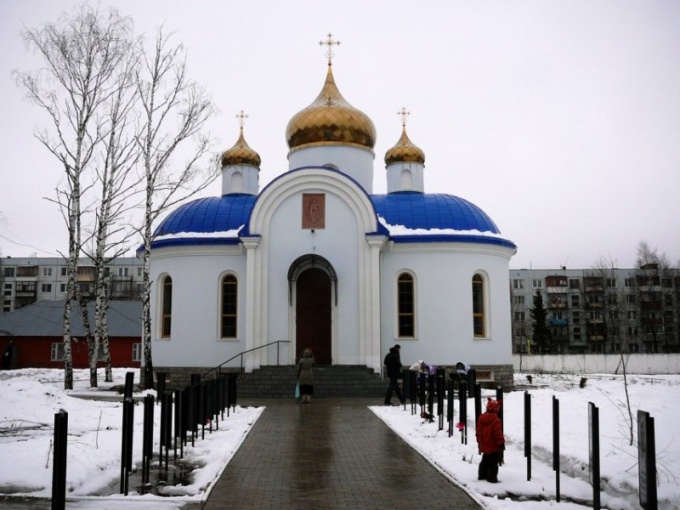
[0,369,679,509]
[372,372,680,509]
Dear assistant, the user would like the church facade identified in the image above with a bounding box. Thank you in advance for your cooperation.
[147,50,517,388]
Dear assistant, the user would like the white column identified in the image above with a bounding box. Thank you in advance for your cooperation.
[242,236,261,372]
[366,236,387,372]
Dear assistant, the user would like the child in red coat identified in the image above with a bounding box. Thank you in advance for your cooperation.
[476,398,505,483]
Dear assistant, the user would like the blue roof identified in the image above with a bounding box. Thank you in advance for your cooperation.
[152,195,256,248]
[151,191,515,250]
[371,192,500,233]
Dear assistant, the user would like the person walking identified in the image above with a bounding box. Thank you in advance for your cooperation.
[383,344,405,406]
[296,348,315,403]
[476,398,505,483]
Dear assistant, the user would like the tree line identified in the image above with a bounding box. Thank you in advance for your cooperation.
[14,5,218,390]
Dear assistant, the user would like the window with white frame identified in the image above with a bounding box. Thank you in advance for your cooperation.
[161,275,172,338]
[51,343,65,361]
[397,272,415,337]
[472,274,486,337]
[221,274,238,338]
[42,267,53,277]
[532,279,543,289]
[512,279,524,289]
[132,343,142,362]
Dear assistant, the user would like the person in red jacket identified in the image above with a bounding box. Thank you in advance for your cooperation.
[476,398,505,483]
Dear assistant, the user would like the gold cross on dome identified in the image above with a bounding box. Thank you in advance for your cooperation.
[319,33,341,65]
[398,107,410,127]
[236,110,248,130]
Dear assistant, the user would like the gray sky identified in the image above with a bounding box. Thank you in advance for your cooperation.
[1,0,679,269]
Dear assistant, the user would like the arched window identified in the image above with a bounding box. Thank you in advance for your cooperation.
[221,274,238,338]
[230,171,243,193]
[472,274,485,337]
[161,275,172,338]
[400,169,413,189]
[397,273,415,337]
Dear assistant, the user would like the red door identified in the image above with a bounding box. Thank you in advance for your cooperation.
[295,268,332,364]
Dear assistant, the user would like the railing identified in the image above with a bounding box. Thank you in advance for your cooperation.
[204,340,291,379]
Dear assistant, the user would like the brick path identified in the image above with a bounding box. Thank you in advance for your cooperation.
[202,398,481,510]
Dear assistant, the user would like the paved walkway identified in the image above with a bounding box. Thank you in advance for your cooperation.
[202,398,481,510]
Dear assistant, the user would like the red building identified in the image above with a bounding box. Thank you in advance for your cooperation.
[0,300,142,369]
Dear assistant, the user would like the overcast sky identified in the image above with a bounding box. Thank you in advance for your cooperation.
[1,0,679,269]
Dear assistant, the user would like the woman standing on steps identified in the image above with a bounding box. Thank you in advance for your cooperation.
[297,348,315,403]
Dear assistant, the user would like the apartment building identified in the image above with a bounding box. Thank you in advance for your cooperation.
[0,256,144,314]
[510,266,680,355]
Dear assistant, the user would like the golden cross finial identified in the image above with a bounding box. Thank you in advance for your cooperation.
[319,33,341,66]
[236,110,248,130]
[398,107,410,128]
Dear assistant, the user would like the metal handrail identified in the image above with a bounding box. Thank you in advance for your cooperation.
[203,340,291,379]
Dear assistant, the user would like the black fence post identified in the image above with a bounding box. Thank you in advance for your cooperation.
[141,394,155,491]
[162,392,173,470]
[553,395,560,502]
[474,383,482,426]
[120,397,134,495]
[496,387,504,431]
[588,402,601,510]
[156,372,166,402]
[447,378,454,437]
[637,410,657,510]
[459,381,467,444]
[524,391,531,481]
[123,371,135,400]
[51,409,68,510]
[174,389,183,460]
[436,368,445,430]
[427,373,435,421]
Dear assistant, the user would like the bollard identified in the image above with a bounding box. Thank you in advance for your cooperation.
[123,371,135,400]
[553,396,560,502]
[459,381,467,444]
[120,398,134,495]
[51,409,68,510]
[141,394,155,490]
[446,379,454,437]
[524,391,531,481]
[588,402,601,510]
[637,410,657,510]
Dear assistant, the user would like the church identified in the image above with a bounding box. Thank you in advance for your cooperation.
[147,38,517,389]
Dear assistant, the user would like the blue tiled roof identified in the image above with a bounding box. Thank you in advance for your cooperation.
[152,195,256,248]
[371,192,499,233]
[151,191,515,250]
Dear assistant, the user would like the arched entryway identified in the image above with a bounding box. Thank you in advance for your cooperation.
[288,255,336,364]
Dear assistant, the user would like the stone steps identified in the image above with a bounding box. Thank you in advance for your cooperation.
[237,365,386,399]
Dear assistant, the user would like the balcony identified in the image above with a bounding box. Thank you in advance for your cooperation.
[588,335,605,342]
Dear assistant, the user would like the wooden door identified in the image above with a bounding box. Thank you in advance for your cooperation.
[295,268,332,364]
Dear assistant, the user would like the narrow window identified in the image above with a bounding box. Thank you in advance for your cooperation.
[161,276,172,338]
[221,274,238,338]
[473,274,486,337]
[397,273,415,337]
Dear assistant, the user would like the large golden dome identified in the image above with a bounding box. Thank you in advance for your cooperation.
[384,126,425,165]
[286,65,376,153]
[221,127,261,167]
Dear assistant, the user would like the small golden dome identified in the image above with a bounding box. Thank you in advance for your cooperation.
[286,65,376,152]
[221,127,261,167]
[385,126,425,165]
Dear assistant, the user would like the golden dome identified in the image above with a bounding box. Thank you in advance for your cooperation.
[221,127,261,167]
[385,126,425,165]
[286,65,376,153]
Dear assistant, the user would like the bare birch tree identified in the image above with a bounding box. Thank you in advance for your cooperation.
[83,42,141,386]
[16,6,135,389]
[135,30,217,389]
[593,256,635,445]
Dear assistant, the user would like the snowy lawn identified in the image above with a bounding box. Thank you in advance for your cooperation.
[0,369,678,509]
[372,372,680,509]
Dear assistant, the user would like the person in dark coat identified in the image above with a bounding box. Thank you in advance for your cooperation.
[383,344,405,405]
[296,348,315,403]
[476,398,505,483]
[2,339,15,370]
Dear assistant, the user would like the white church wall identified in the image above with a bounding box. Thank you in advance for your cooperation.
[263,188,364,364]
[380,243,514,369]
[288,146,375,193]
[149,246,248,369]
